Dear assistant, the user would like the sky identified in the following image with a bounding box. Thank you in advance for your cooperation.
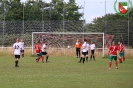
[20,0,132,23]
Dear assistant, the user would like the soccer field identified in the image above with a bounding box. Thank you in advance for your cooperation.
[0,56,133,88]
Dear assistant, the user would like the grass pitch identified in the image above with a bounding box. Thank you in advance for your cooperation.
[0,56,133,88]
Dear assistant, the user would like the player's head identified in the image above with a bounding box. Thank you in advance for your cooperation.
[118,41,122,44]
[44,41,47,45]
[112,41,115,45]
[84,39,87,42]
[37,40,40,44]
[16,38,19,42]
[20,39,24,42]
[76,39,79,42]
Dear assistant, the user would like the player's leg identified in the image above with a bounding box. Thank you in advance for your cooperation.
[36,53,41,62]
[15,55,18,67]
[78,52,83,63]
[78,48,80,58]
[15,55,20,67]
[40,52,44,63]
[122,52,125,61]
[90,50,93,61]
[114,56,118,69]
[118,53,122,63]
[82,52,86,63]
[108,56,113,69]
[76,48,78,58]
[45,52,49,63]
[22,50,24,58]
[86,51,88,62]
[92,50,95,61]
[41,56,44,63]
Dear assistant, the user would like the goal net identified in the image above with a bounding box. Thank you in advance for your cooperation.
[32,32,114,57]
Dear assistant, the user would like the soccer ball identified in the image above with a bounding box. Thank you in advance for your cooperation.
[67,45,71,49]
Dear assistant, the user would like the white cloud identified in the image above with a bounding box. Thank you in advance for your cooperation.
[89,15,102,21]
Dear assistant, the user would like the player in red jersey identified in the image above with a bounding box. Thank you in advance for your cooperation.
[108,41,118,69]
[35,41,44,63]
[118,41,125,63]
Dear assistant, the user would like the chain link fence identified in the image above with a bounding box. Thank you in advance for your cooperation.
[0,20,133,48]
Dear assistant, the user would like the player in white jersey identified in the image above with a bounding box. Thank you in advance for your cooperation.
[85,43,90,62]
[89,41,96,61]
[19,39,24,59]
[12,39,22,67]
[78,39,87,63]
[42,41,49,63]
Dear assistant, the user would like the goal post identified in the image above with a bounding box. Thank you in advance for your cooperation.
[31,32,110,57]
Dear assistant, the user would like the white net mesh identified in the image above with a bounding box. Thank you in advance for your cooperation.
[32,32,113,57]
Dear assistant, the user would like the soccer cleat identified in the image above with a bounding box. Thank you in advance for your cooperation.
[15,65,19,67]
[116,67,118,69]
[78,61,81,63]
[35,59,38,62]
[46,61,49,63]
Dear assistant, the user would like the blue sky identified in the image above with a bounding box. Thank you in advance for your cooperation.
[21,0,132,23]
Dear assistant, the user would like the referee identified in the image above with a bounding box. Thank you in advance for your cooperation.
[75,39,82,58]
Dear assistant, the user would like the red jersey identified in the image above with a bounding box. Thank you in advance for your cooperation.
[109,44,118,56]
[35,43,41,54]
[118,44,125,52]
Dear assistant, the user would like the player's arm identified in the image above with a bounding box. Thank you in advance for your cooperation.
[108,46,111,56]
[12,46,15,55]
[39,45,42,52]
[108,49,110,56]
[19,44,22,51]
[88,46,90,51]
[74,43,76,47]
[94,44,96,51]
[117,48,121,58]
[82,45,85,49]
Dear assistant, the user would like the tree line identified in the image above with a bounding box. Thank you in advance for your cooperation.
[0,0,133,46]
[0,0,83,21]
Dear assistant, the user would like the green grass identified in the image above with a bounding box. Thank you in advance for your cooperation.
[0,56,133,88]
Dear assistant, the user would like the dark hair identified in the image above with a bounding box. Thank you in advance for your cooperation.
[84,39,87,41]
[37,40,40,43]
[118,41,123,44]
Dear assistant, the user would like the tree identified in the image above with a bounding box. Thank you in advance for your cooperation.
[84,8,133,46]
[0,0,83,21]
[5,0,23,21]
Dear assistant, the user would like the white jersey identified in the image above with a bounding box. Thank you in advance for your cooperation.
[90,44,95,50]
[19,42,24,50]
[42,44,47,52]
[82,42,87,52]
[86,44,90,51]
[13,42,21,55]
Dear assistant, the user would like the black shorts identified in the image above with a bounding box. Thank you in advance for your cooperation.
[91,50,95,54]
[86,51,88,55]
[82,52,87,56]
[21,50,24,53]
[15,55,20,59]
[42,52,47,55]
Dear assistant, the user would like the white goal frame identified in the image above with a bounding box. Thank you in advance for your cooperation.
[32,32,105,57]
